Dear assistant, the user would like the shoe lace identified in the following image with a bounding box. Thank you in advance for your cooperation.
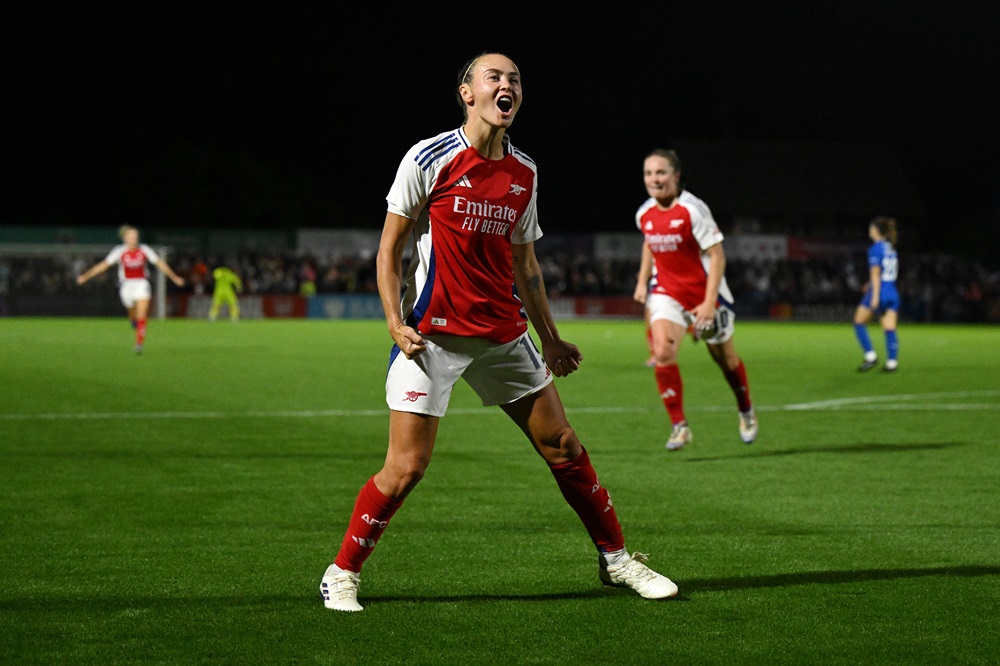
[328,571,360,600]
[616,552,657,583]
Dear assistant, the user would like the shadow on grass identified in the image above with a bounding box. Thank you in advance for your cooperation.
[367,564,1000,604]
[680,563,1000,592]
[3,565,996,611]
[684,442,962,462]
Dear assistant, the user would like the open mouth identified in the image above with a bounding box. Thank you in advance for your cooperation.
[497,95,513,114]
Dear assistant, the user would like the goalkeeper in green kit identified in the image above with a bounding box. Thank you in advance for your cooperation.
[209,265,243,322]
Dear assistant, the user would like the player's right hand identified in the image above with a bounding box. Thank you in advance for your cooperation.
[391,324,427,359]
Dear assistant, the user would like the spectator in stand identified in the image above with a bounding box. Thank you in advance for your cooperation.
[188,256,210,295]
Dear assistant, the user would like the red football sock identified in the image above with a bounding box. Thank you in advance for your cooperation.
[334,477,404,573]
[135,319,147,345]
[722,359,752,412]
[654,364,686,424]
[548,447,624,552]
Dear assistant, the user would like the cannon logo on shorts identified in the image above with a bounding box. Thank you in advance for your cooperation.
[402,391,428,402]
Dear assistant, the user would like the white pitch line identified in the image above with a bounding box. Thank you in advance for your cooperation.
[0,406,645,421]
[2,391,998,421]
[781,389,1000,411]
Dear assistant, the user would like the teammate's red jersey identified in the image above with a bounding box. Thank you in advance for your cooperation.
[635,190,733,310]
[104,243,162,284]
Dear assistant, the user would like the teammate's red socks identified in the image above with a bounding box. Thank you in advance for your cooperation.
[723,359,752,412]
[548,447,624,552]
[655,363,686,424]
[334,477,404,573]
[135,318,147,346]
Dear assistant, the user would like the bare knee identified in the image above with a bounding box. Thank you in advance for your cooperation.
[651,339,680,366]
[652,350,678,366]
[375,455,429,500]
[538,424,582,465]
[651,333,682,366]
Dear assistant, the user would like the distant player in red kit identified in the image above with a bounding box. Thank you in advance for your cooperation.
[77,224,185,353]
[633,149,757,451]
[319,52,678,612]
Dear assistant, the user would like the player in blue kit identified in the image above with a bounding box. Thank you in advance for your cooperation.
[853,216,900,372]
[318,52,677,611]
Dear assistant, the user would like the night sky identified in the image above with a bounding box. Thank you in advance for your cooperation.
[9,3,1000,257]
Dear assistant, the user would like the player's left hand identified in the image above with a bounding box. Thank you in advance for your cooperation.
[691,302,716,333]
[545,341,583,377]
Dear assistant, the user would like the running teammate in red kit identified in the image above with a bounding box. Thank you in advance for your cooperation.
[76,224,185,353]
[633,149,758,451]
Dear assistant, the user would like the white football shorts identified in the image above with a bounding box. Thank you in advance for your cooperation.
[118,278,152,308]
[646,292,736,344]
[385,331,554,417]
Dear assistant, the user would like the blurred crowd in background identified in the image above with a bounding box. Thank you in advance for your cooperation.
[2,244,997,323]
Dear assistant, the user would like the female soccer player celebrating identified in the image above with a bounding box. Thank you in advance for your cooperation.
[320,52,677,612]
[76,224,185,353]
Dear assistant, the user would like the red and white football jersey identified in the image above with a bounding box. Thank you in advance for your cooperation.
[103,244,161,284]
[386,127,541,344]
[635,190,733,310]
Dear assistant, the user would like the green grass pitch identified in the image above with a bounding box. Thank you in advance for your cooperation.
[2,317,998,664]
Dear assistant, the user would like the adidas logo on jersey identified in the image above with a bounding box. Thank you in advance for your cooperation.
[456,175,472,188]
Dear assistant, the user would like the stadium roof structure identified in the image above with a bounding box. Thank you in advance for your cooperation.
[672,139,928,224]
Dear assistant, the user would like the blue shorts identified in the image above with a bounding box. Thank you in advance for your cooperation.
[860,289,900,313]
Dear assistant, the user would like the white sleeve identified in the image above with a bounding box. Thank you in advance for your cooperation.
[103,245,125,265]
[385,143,432,221]
[141,244,162,264]
[511,176,541,245]
[689,200,725,251]
[635,198,655,231]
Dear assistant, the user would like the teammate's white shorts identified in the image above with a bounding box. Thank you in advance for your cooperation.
[386,331,553,417]
[118,279,152,309]
[646,293,736,344]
